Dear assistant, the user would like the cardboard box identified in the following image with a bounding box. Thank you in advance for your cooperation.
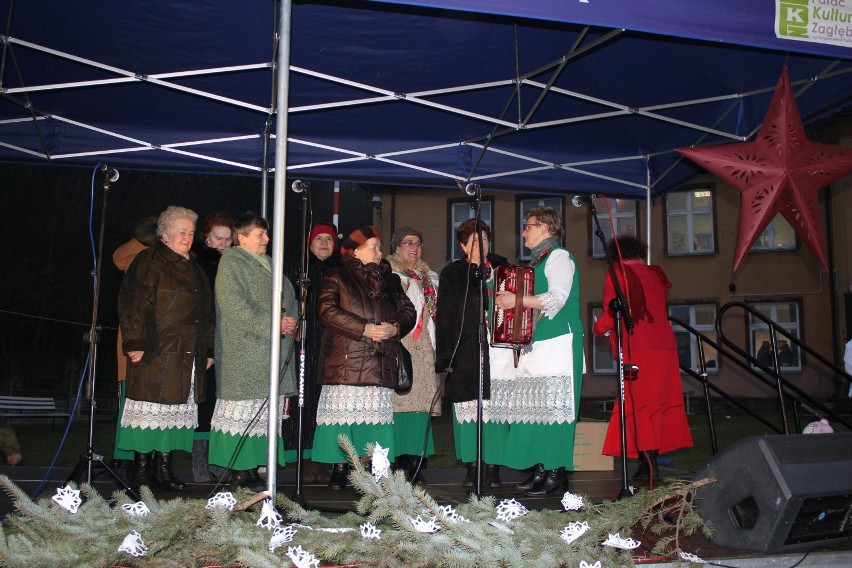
[573,421,614,471]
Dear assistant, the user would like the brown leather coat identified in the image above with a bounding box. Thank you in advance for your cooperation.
[118,242,214,404]
[317,255,416,389]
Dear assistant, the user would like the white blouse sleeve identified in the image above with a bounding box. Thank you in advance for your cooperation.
[537,248,574,319]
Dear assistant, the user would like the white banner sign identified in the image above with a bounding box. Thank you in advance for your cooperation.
[777,0,852,47]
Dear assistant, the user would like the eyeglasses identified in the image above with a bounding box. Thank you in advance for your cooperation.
[400,240,423,248]
[522,223,543,230]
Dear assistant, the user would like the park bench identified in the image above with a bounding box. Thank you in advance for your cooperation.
[0,395,70,426]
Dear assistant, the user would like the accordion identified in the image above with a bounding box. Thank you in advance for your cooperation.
[490,264,535,348]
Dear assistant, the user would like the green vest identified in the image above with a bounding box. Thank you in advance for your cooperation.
[532,247,583,341]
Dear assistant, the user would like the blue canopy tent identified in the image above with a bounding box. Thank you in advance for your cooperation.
[4,0,852,491]
[2,0,852,196]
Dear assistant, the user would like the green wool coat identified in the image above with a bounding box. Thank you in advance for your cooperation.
[214,246,298,401]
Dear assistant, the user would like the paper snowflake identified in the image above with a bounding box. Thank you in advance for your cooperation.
[52,486,81,514]
[437,504,468,524]
[679,550,706,563]
[121,501,150,517]
[269,525,298,552]
[286,545,320,568]
[118,531,148,558]
[371,442,391,480]
[495,498,529,522]
[602,532,641,550]
[257,498,283,530]
[559,521,590,545]
[360,522,381,539]
[560,491,584,511]
[205,492,236,511]
[409,515,441,533]
[579,562,601,568]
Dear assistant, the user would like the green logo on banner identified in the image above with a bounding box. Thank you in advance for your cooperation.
[779,0,809,38]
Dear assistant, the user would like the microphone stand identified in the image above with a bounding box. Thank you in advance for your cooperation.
[589,200,635,500]
[292,185,311,507]
[469,184,487,498]
[66,166,140,501]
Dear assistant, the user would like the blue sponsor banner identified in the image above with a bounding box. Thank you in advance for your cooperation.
[368,0,852,56]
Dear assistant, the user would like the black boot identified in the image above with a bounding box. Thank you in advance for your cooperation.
[484,464,502,488]
[191,439,213,483]
[132,452,153,491]
[328,463,349,490]
[229,469,265,492]
[409,456,427,485]
[525,467,568,496]
[395,455,412,481]
[647,450,660,480]
[634,450,659,480]
[632,453,650,480]
[463,462,477,488]
[155,451,186,491]
[516,463,545,492]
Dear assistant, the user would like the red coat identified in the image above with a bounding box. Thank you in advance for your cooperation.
[592,260,692,457]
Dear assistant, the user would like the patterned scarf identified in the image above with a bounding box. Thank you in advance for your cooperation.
[530,236,560,266]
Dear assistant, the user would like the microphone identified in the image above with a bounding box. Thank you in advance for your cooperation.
[100,164,119,182]
[571,193,600,207]
[291,180,310,193]
[464,183,480,196]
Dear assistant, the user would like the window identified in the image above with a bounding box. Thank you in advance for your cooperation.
[665,188,716,255]
[518,196,563,261]
[669,304,719,373]
[748,301,802,372]
[590,306,617,374]
[591,197,638,258]
[447,198,493,262]
[751,215,797,252]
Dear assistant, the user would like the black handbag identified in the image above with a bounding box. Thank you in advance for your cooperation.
[387,272,413,394]
[395,342,413,394]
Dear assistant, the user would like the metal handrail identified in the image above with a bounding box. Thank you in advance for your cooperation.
[669,315,784,456]
[716,301,852,433]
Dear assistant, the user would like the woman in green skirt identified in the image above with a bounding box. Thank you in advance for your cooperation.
[208,213,298,492]
[386,226,442,484]
[117,206,215,492]
[311,226,416,490]
[434,219,515,488]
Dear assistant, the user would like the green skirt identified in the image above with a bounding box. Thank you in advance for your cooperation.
[112,381,134,460]
[452,406,508,464]
[393,411,435,456]
[208,430,285,470]
[503,421,577,470]
[116,425,194,454]
[311,422,395,464]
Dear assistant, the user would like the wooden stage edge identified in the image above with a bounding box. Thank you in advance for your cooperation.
[2,465,851,567]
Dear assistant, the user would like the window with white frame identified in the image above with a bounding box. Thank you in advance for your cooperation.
[448,198,493,262]
[590,306,617,374]
[750,215,797,252]
[518,196,563,260]
[665,188,715,255]
[669,304,719,373]
[748,301,802,371]
[591,197,638,258]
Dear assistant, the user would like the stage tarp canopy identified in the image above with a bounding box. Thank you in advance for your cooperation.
[2,0,852,197]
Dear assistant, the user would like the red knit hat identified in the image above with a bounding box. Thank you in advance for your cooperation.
[340,226,381,256]
[309,222,338,247]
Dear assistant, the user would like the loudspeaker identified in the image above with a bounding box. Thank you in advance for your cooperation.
[694,433,852,553]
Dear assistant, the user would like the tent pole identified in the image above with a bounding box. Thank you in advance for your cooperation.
[266,0,294,496]
[645,160,652,264]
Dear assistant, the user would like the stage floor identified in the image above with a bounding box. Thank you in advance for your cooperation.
[2,464,851,567]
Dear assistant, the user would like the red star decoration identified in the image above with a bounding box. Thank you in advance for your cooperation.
[677,68,852,271]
